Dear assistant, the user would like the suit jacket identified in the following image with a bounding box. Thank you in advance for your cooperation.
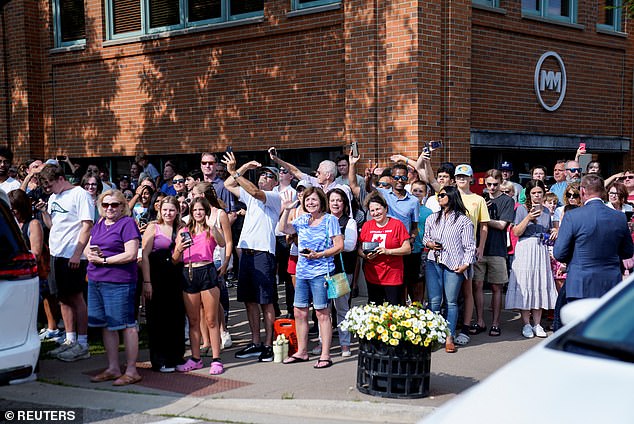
[553,198,634,299]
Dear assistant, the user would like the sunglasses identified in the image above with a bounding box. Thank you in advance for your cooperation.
[279,169,289,174]
[84,183,98,187]
[102,202,121,208]
[566,168,582,173]
[392,175,408,181]
[262,173,276,179]
[201,161,216,166]
[624,176,634,180]
[377,182,391,187]
[486,182,499,187]
[565,192,580,199]
[172,178,185,184]
[437,193,448,199]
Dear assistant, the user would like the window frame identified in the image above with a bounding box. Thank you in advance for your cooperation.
[473,0,499,7]
[522,0,578,24]
[597,0,623,33]
[53,0,87,48]
[292,0,339,11]
[104,0,264,40]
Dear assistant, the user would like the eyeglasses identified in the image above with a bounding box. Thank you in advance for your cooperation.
[173,178,185,184]
[565,192,580,199]
[377,182,391,188]
[608,191,619,196]
[392,175,408,181]
[437,193,448,199]
[201,161,216,166]
[262,173,276,179]
[102,202,121,208]
[279,169,289,174]
[84,183,98,187]
[566,168,582,173]
[486,182,499,187]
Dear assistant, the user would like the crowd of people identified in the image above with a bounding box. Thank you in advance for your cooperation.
[1,142,633,381]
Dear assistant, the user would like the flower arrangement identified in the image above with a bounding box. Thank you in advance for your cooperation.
[340,303,450,348]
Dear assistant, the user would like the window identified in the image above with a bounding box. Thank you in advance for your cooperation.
[597,0,623,32]
[473,0,499,7]
[106,0,263,39]
[522,0,578,23]
[292,0,339,10]
[54,0,86,47]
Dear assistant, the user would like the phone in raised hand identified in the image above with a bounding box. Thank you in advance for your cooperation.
[351,141,359,158]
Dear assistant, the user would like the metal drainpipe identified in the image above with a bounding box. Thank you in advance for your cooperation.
[1,6,12,149]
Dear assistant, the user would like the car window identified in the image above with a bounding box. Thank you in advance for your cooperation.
[0,200,25,265]
[580,283,634,349]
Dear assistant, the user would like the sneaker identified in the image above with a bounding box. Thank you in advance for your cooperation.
[159,365,176,373]
[176,358,204,372]
[48,340,74,357]
[259,345,274,362]
[455,332,470,346]
[235,343,264,359]
[533,324,548,338]
[522,324,535,338]
[39,328,63,341]
[221,331,233,349]
[341,347,352,357]
[57,343,90,362]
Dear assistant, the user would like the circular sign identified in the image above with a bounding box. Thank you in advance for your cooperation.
[534,51,567,112]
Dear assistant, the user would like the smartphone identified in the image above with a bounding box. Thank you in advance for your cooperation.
[90,246,102,255]
[226,146,233,153]
[56,155,67,161]
[351,141,359,158]
[269,147,277,157]
[434,241,443,249]
[181,232,192,243]
[482,192,490,202]
[300,248,311,255]
[429,140,443,149]
[422,142,430,155]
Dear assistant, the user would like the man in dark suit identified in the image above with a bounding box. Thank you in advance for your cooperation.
[553,174,633,329]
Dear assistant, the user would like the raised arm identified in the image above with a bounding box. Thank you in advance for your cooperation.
[277,190,299,235]
[222,152,266,202]
[347,150,365,198]
[268,147,304,180]
[416,149,440,193]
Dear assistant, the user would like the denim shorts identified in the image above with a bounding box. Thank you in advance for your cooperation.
[294,274,330,310]
[88,280,137,331]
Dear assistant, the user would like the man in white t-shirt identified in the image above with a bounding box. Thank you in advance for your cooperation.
[38,164,95,362]
[273,166,296,317]
[0,147,21,193]
[222,152,281,363]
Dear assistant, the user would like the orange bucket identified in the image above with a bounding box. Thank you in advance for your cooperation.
[274,318,298,355]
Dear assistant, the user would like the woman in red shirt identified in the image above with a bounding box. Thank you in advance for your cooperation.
[358,192,411,305]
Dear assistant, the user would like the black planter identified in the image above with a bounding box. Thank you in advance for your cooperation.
[356,338,431,399]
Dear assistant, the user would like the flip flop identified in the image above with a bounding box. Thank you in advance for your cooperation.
[90,370,122,383]
[283,354,309,364]
[112,374,142,386]
[469,323,487,335]
[314,359,333,369]
[489,326,501,337]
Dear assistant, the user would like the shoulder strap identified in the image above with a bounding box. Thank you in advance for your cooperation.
[21,219,32,249]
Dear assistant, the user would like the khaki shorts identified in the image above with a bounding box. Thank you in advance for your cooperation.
[473,256,508,284]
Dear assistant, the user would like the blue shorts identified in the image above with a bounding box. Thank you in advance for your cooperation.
[88,280,137,331]
[294,274,330,310]
[237,250,276,304]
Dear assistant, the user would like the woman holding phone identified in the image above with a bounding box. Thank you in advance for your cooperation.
[505,179,557,339]
[172,198,226,374]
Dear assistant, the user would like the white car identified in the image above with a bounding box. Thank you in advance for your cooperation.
[0,189,40,384]
[423,274,634,423]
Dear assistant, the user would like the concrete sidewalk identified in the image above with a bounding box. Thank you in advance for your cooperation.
[0,289,541,423]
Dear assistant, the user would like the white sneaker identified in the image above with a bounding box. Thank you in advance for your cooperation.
[533,324,548,338]
[48,340,74,356]
[159,365,175,373]
[57,343,90,362]
[455,332,470,346]
[341,347,352,357]
[522,324,535,338]
[221,331,233,349]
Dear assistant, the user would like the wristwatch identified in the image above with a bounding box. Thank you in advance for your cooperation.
[233,172,241,179]
[103,257,107,265]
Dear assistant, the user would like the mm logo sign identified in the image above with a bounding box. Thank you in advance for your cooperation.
[534,51,567,112]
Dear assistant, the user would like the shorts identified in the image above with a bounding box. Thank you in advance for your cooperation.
[48,256,88,298]
[182,263,219,294]
[287,255,298,275]
[237,250,276,304]
[403,252,422,285]
[473,256,508,284]
[294,274,330,310]
[88,280,137,331]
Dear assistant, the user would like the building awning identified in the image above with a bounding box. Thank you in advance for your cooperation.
[471,130,630,152]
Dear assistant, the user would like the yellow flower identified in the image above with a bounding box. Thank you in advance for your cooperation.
[393,331,402,339]
[389,338,399,346]
[390,324,397,332]
[381,333,389,343]
[377,325,385,334]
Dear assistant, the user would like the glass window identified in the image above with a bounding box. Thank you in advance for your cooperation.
[105,0,263,39]
[522,0,577,23]
[292,0,339,10]
[54,0,86,47]
[473,0,499,7]
[597,0,622,32]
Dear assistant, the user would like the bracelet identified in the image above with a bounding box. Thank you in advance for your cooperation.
[103,257,107,265]
[233,172,241,179]
[144,281,151,285]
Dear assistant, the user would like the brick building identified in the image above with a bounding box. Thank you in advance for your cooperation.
[0,0,631,177]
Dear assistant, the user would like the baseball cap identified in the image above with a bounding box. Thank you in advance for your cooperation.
[45,159,59,166]
[454,164,473,177]
[259,166,279,180]
[499,161,513,171]
[296,180,313,190]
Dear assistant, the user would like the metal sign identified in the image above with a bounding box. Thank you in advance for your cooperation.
[534,51,567,112]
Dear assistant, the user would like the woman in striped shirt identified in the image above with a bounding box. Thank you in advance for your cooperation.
[423,186,476,353]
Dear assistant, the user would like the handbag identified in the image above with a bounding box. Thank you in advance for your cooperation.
[323,223,350,299]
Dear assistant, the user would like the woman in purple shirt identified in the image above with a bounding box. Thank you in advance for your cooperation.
[85,190,142,386]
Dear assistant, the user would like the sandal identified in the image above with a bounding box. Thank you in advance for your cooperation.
[489,326,501,337]
[314,359,333,369]
[283,354,309,364]
[209,361,224,375]
[445,340,457,353]
[112,374,142,386]
[469,323,487,335]
[455,332,470,346]
[90,370,121,383]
